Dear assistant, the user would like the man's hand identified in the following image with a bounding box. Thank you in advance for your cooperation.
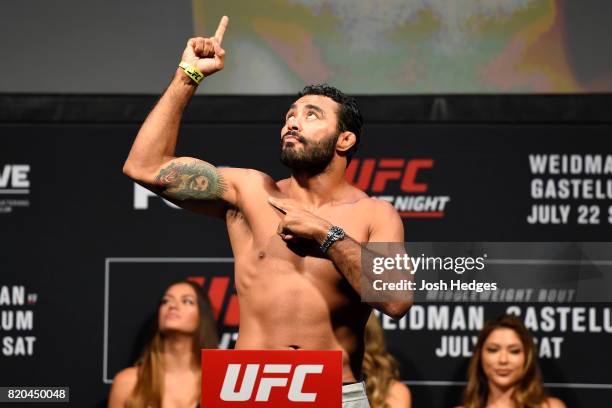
[181,16,228,78]
[268,197,332,243]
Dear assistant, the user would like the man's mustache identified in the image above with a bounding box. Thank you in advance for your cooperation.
[282,131,306,144]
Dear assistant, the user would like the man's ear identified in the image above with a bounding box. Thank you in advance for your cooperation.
[336,131,356,153]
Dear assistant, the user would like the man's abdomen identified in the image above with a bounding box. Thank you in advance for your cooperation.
[233,260,361,381]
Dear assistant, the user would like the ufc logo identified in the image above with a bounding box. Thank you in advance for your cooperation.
[346,158,433,193]
[202,350,342,407]
[220,364,323,402]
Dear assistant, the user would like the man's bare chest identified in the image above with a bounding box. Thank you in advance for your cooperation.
[236,193,371,243]
[226,193,370,282]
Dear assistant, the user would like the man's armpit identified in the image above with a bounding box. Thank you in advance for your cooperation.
[155,160,228,201]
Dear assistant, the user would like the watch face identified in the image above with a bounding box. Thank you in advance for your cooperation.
[332,226,345,239]
[321,226,345,253]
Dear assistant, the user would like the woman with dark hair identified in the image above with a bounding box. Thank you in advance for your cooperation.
[363,314,411,408]
[460,315,565,408]
[108,280,218,408]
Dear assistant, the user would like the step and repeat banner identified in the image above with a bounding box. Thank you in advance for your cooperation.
[1,121,611,406]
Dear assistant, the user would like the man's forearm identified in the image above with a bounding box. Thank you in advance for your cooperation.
[326,235,363,293]
[325,236,412,319]
[123,69,197,176]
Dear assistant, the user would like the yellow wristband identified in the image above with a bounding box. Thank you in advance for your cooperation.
[178,61,204,84]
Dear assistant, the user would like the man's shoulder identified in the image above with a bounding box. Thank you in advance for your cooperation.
[361,195,399,217]
[339,187,400,219]
[226,168,277,191]
[225,167,274,182]
[340,185,382,206]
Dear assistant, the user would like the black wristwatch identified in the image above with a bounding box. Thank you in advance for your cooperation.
[320,225,346,253]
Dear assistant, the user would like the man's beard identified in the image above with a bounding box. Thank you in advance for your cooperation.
[280,131,339,174]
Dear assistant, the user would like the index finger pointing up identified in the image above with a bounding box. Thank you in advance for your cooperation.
[215,15,229,44]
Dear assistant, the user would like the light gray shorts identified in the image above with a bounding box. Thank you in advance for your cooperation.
[342,382,370,408]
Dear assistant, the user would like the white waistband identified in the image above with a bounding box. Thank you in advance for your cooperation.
[342,381,367,399]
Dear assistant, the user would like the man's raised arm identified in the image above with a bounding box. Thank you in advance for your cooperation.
[122,16,242,215]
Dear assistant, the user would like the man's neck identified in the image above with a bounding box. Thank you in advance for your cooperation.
[288,162,349,208]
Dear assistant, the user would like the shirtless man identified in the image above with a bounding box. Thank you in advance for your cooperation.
[122,16,411,406]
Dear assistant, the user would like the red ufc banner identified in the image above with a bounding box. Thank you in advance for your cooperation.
[201,349,342,407]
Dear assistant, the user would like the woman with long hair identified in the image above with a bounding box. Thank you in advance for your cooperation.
[460,315,565,408]
[108,280,218,408]
[363,313,411,408]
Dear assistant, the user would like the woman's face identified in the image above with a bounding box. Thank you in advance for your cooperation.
[158,283,200,335]
[481,328,526,390]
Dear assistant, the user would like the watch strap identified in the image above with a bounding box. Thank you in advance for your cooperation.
[320,225,346,253]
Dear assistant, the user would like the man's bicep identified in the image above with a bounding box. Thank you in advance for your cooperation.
[144,157,239,207]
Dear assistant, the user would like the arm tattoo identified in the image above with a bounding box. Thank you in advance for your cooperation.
[155,161,227,201]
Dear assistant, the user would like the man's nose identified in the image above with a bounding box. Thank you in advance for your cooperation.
[287,116,300,130]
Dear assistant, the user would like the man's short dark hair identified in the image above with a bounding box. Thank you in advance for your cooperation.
[298,84,363,163]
